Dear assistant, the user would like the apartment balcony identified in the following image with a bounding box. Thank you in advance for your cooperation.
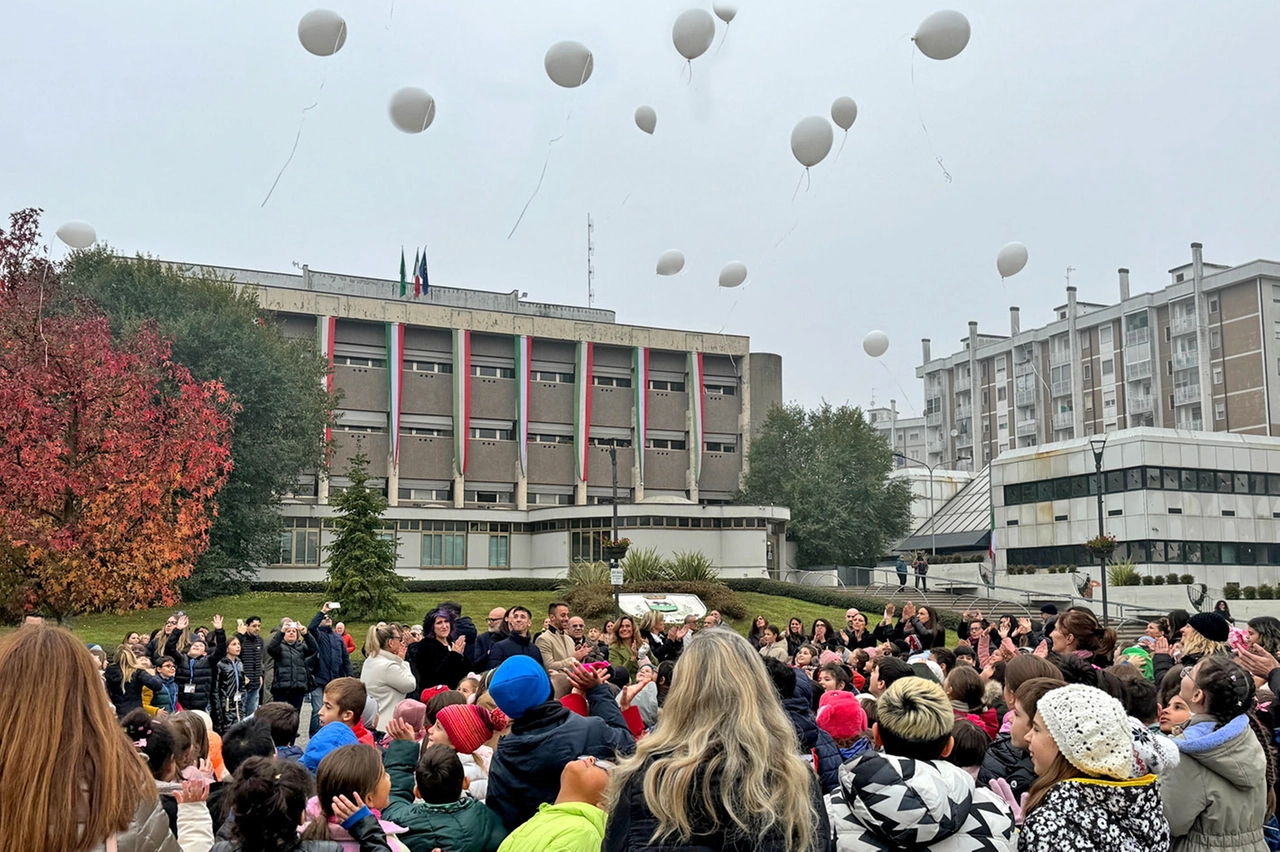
[925,432,945,451]
[1177,417,1205,432]
[1015,419,1037,437]
[1049,350,1072,367]
[1051,379,1072,397]
[1052,412,1074,431]
[955,430,973,448]
[1124,327,1151,348]
[1014,388,1037,407]
[1014,359,1036,377]
[1128,394,1154,414]
[954,405,971,420]
[1174,384,1201,406]
[1173,349,1199,370]
[1125,359,1153,380]
[926,411,943,426]
[1171,315,1197,336]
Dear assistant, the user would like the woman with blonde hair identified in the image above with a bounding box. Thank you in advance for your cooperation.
[360,623,416,737]
[602,627,829,851]
[106,643,167,720]
[638,609,678,664]
[0,626,178,852]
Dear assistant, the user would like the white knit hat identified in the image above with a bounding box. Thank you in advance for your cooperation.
[1037,684,1135,780]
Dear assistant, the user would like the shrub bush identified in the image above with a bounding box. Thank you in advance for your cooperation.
[667,551,719,582]
[622,547,669,583]
[1224,582,1241,600]
[1154,575,1166,585]
[1244,585,1258,600]
[1108,560,1141,588]
[250,578,559,594]
[1141,575,1154,586]
[1165,573,1181,586]
[1260,584,1275,601]
[1179,574,1195,586]
[558,561,611,593]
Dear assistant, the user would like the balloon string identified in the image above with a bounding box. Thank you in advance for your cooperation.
[261,70,327,208]
[910,47,952,183]
[790,168,810,202]
[880,362,919,414]
[713,23,730,57]
[508,68,584,239]
[835,131,848,161]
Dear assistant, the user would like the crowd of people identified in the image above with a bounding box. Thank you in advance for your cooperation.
[5,595,1280,852]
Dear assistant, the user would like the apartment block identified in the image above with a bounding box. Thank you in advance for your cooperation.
[918,244,1280,470]
[867,402,927,466]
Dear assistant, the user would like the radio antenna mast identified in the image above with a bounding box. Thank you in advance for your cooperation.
[587,214,595,308]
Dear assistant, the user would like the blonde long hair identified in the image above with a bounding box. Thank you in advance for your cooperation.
[0,627,155,852]
[1181,627,1228,659]
[363,623,398,658]
[604,628,818,852]
[115,644,139,684]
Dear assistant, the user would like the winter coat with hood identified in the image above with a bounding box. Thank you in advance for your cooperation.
[826,751,1014,852]
[1161,712,1270,852]
[486,686,636,832]
[308,610,354,689]
[85,797,180,852]
[303,796,412,852]
[267,629,317,692]
[106,665,167,720]
[168,628,224,714]
[781,693,843,796]
[361,650,417,730]
[495,800,604,852]
[212,656,246,734]
[1019,773,1169,852]
[976,733,1036,800]
[232,630,263,692]
[413,637,470,693]
[605,759,832,852]
[382,739,506,852]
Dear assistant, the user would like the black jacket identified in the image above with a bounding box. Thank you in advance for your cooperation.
[604,760,832,852]
[234,630,264,689]
[471,630,507,672]
[267,630,317,692]
[169,628,224,713]
[782,694,842,796]
[644,630,681,664]
[486,687,636,831]
[308,611,352,688]
[213,656,246,733]
[105,665,167,719]
[977,732,1037,798]
[839,629,877,650]
[414,638,470,693]
[486,633,544,673]
[450,615,479,660]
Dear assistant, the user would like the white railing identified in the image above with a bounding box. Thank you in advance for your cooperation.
[1016,419,1037,436]
[1174,384,1201,406]
[1173,349,1199,370]
[926,411,943,426]
[1171,315,1197,336]
[1051,379,1072,397]
[1049,350,1072,366]
[1126,359,1153,380]
[954,405,971,420]
[1128,395,1153,414]
[1177,417,1205,432]
[1052,412,1074,430]
[1014,388,1036,407]
[1014,359,1035,377]
[1124,327,1151,348]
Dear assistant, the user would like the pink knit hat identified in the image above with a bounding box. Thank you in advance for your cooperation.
[817,690,868,742]
[436,703,509,755]
[819,650,844,667]
[392,699,427,740]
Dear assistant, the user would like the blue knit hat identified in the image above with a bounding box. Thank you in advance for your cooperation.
[489,655,551,719]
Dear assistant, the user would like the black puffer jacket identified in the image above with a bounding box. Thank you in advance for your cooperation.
[604,760,832,852]
[308,611,352,689]
[105,665,167,719]
[213,656,246,734]
[976,732,1036,799]
[234,630,264,691]
[267,629,317,692]
[169,628,225,714]
[782,695,842,795]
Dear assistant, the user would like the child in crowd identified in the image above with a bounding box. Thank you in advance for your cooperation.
[495,757,610,852]
[1158,665,1193,734]
[816,690,872,761]
[945,666,999,739]
[168,711,216,783]
[390,698,428,742]
[121,708,214,850]
[304,743,411,851]
[432,703,509,802]
[380,732,508,852]
[945,718,991,780]
[255,701,304,761]
[458,676,481,702]
[303,677,374,771]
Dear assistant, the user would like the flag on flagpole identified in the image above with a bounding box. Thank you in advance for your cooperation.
[989,506,996,563]
[399,247,407,297]
[420,246,429,297]
[412,248,421,299]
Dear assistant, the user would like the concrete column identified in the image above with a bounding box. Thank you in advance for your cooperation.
[1118,268,1130,302]
[1068,286,1083,435]
[1010,307,1020,336]
[1191,242,1214,419]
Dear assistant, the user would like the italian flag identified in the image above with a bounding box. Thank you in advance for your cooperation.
[453,329,471,476]
[515,334,532,476]
[318,316,336,466]
[689,351,705,482]
[386,322,404,466]
[634,347,649,483]
[574,341,594,481]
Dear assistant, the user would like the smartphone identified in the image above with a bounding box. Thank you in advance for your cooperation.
[326,602,341,611]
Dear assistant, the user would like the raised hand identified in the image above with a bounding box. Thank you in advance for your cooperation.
[574,643,591,660]
[451,636,467,655]
[1237,643,1280,679]
[331,792,366,823]
[385,718,416,741]
[175,778,209,804]
[177,614,190,631]
[1033,639,1049,659]
[566,662,609,692]
[212,614,223,630]
[1152,636,1170,656]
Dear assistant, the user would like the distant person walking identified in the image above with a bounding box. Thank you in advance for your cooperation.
[895,554,908,587]
[914,554,929,591]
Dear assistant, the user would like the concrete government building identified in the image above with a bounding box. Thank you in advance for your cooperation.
[181,262,789,581]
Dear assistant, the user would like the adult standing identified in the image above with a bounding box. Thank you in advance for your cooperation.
[487,606,544,672]
[437,600,479,661]
[105,645,167,720]
[360,623,417,736]
[568,616,608,663]
[334,622,357,655]
[602,628,829,851]
[913,553,929,591]
[307,602,353,737]
[638,610,681,664]
[473,607,508,672]
[233,616,264,717]
[535,601,586,673]
[265,619,317,711]
[415,608,470,693]
[895,553,909,587]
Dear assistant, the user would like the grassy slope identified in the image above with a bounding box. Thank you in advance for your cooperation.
[60,589,880,661]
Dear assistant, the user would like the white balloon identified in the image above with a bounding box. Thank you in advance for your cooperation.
[635,105,657,135]
[996,242,1029,279]
[297,9,347,57]
[544,41,594,88]
[55,221,96,249]
[790,116,834,168]
[831,96,858,131]
[713,2,738,23]
[718,261,748,289]
[862,331,890,358]
[672,9,716,61]
[913,10,971,61]
[388,88,437,134]
[656,250,685,276]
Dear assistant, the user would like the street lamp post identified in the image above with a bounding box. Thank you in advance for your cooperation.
[1089,436,1109,627]
[609,447,620,621]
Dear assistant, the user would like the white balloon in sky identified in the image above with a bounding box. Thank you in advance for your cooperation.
[996,242,1030,279]
[672,8,716,61]
[790,116,834,168]
[544,41,594,88]
[56,221,97,249]
[831,96,858,131]
[656,250,685,276]
[388,88,437,133]
[713,2,738,23]
[862,331,890,358]
[297,9,347,56]
[718,261,748,289]
[913,10,971,61]
[635,105,657,135]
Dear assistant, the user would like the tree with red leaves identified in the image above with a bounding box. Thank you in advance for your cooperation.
[0,209,236,618]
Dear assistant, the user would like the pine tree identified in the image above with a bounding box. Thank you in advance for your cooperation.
[323,447,404,620]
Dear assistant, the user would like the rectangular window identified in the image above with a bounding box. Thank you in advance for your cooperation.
[1083,363,1092,381]
[704,441,737,453]
[421,533,466,567]
[1100,326,1113,346]
[1210,330,1221,350]
[469,426,514,440]
[646,438,687,450]
[471,365,515,379]
[487,534,510,568]
[465,490,513,505]
[648,379,686,392]
[1102,360,1114,376]
[571,530,604,563]
[335,355,387,368]
[705,383,737,395]
[529,433,573,444]
[528,491,572,505]
[588,436,632,448]
[404,426,452,437]
[531,370,573,383]
[592,375,633,388]
[1208,297,1219,313]
[1215,402,1226,421]
[1212,365,1223,385]
[276,525,320,565]
[407,360,452,374]
[997,386,1007,402]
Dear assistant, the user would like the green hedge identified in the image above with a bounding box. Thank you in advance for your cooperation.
[249,578,560,594]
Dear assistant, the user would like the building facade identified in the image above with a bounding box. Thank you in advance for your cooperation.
[183,262,787,579]
[868,402,927,467]
[917,244,1280,470]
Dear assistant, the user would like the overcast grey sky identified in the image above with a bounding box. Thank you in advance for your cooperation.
[6,2,1280,411]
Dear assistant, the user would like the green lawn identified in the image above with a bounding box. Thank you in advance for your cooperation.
[56,589,879,660]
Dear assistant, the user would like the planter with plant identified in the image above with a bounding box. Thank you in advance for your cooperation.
[1085,534,1117,557]
[601,535,631,562]
[1179,574,1195,585]
[1244,586,1258,601]
[1223,582,1241,601]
